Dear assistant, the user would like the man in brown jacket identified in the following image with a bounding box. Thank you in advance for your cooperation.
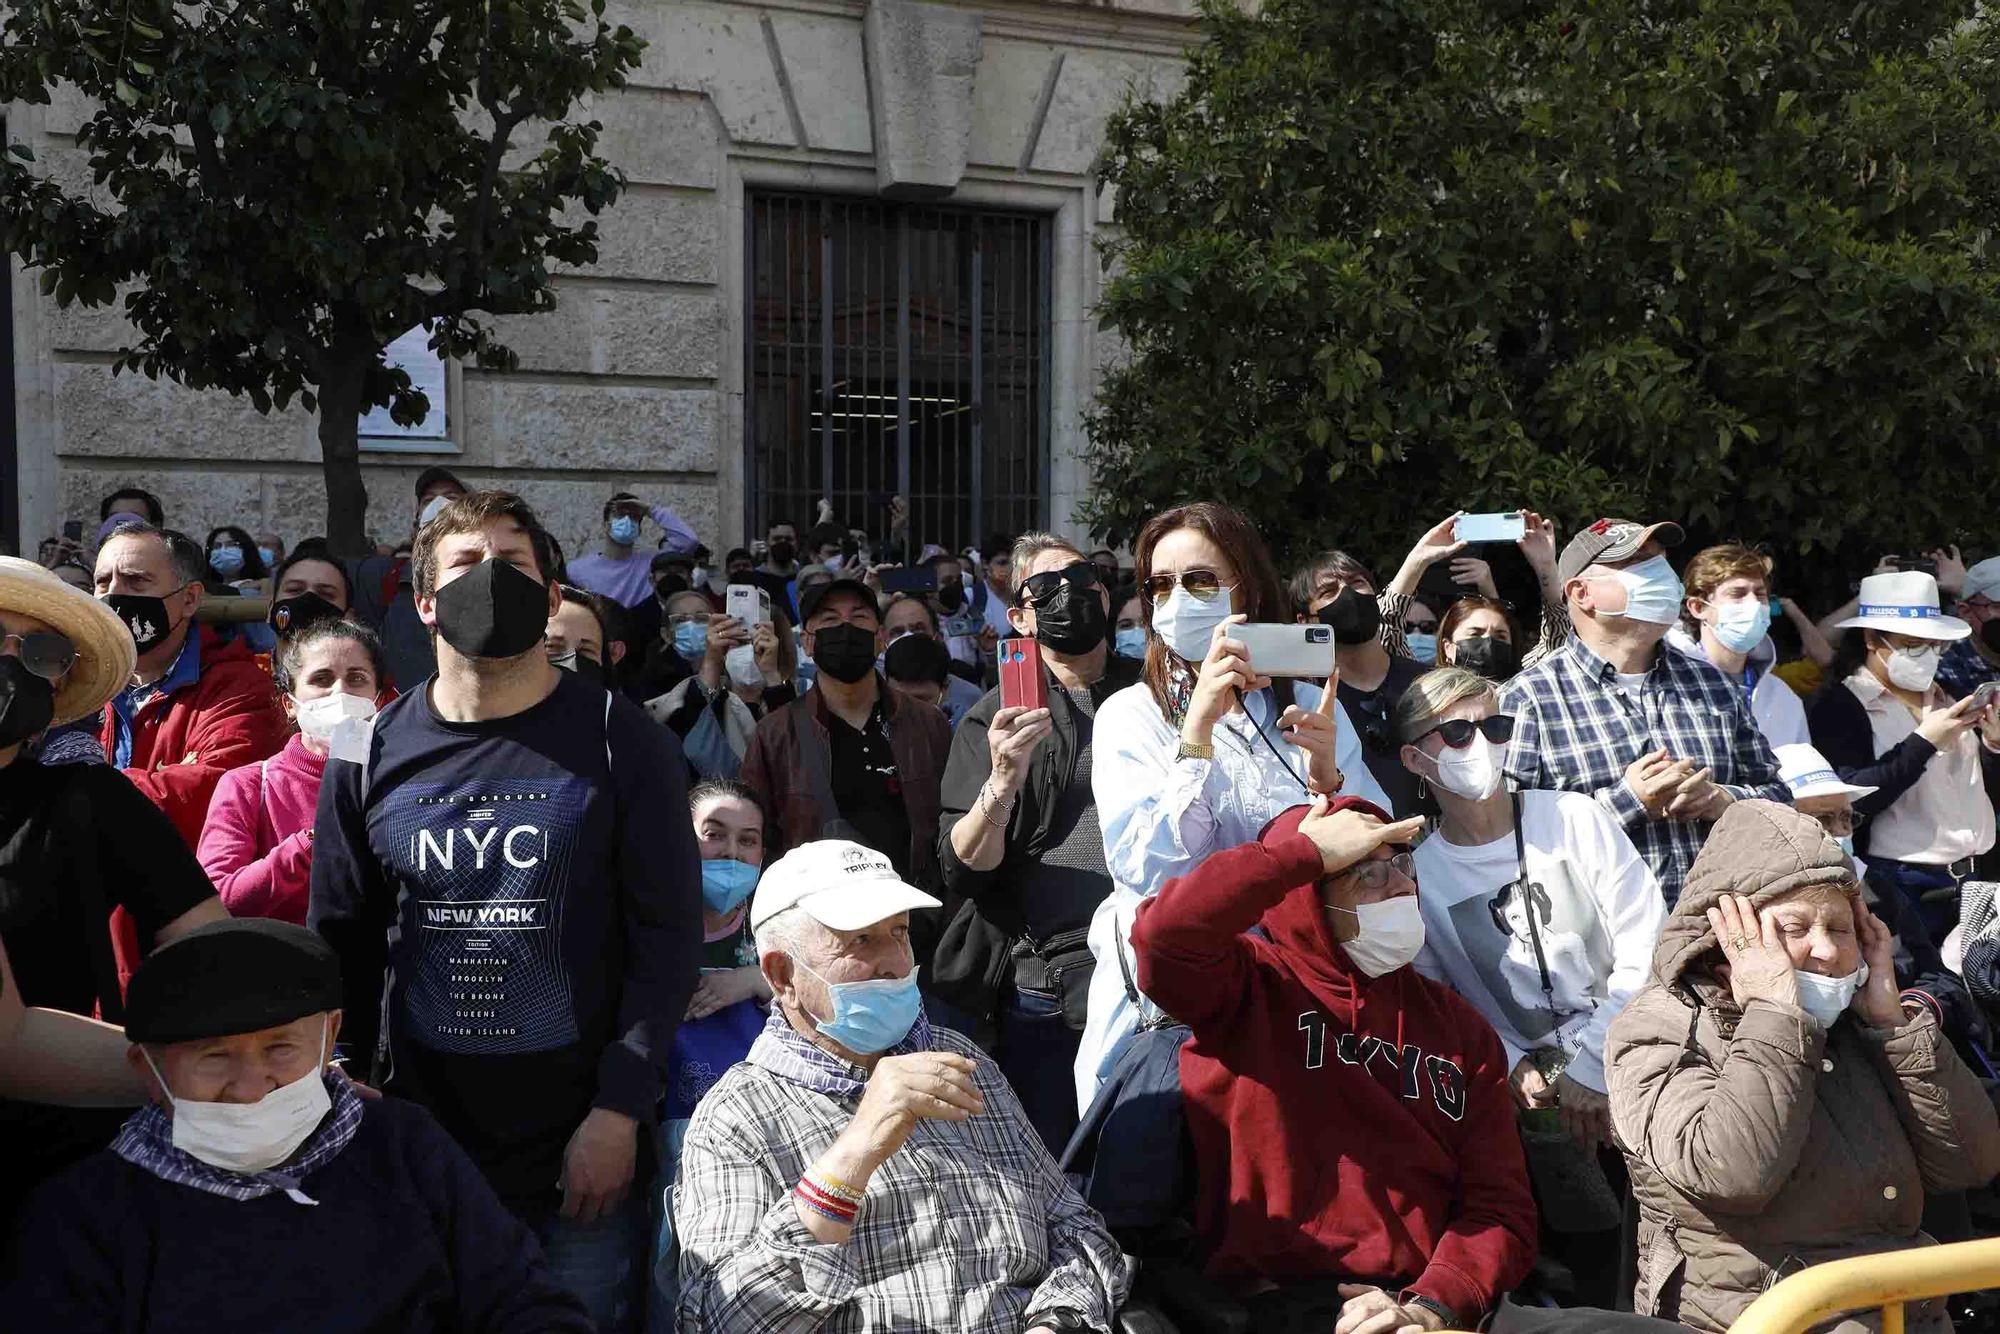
[1607,799,2000,1333]
[740,577,949,889]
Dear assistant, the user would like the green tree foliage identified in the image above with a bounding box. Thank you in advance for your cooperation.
[0,0,644,553]
[1087,0,2000,597]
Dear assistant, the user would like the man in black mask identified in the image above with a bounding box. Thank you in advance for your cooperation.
[740,576,950,891]
[310,489,702,1333]
[930,534,1137,1152]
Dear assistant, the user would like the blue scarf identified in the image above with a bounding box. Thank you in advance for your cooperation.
[111,1071,365,1205]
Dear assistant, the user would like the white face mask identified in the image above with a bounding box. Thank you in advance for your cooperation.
[1330,895,1427,977]
[724,642,763,689]
[417,494,452,529]
[293,689,378,742]
[1794,962,1868,1028]
[1433,735,1507,801]
[1884,644,1941,692]
[1154,584,1236,664]
[142,1018,333,1175]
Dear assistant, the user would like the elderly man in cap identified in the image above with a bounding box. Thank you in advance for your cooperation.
[1938,553,2000,701]
[673,839,1131,1334]
[7,918,592,1332]
[1501,517,1789,904]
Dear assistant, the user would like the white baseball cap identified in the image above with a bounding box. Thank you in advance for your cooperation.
[1963,556,2000,604]
[1775,743,1876,804]
[749,840,941,934]
[1834,572,1969,642]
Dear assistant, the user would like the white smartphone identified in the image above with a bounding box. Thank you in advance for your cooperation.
[726,583,770,627]
[1455,511,1526,544]
[1234,623,1336,678]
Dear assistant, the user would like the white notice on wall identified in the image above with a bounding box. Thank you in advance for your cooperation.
[359,324,449,439]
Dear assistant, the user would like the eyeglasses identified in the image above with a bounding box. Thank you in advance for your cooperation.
[1345,851,1416,891]
[667,612,711,627]
[1017,560,1100,607]
[1141,569,1228,605]
[0,630,78,681]
[1402,619,1439,634]
[1417,714,1515,749]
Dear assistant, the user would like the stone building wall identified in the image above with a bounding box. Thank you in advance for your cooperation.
[5,0,1194,560]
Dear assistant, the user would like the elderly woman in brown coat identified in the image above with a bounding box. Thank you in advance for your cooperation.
[1606,799,2000,1333]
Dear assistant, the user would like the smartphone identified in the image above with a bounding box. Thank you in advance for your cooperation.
[726,583,770,627]
[1234,623,1336,678]
[1455,511,1526,544]
[880,566,938,596]
[1970,681,2000,714]
[942,613,984,640]
[999,638,1049,713]
[1894,555,1940,577]
[62,520,83,542]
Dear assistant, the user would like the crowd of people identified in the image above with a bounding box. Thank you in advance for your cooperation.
[2,470,1999,1334]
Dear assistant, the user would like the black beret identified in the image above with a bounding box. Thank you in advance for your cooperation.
[124,919,343,1045]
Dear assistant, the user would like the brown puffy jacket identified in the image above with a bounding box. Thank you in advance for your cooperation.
[1605,799,2000,1334]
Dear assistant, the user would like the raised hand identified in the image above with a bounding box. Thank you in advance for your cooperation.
[1708,893,1800,1012]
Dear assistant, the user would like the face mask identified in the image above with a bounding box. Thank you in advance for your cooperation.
[936,580,965,612]
[294,690,378,743]
[809,622,878,685]
[1155,583,1235,663]
[1603,555,1684,626]
[798,962,923,1054]
[768,540,796,567]
[1452,636,1518,682]
[1318,587,1382,646]
[1114,626,1147,660]
[1405,632,1438,664]
[417,494,452,529]
[1884,644,1941,692]
[692,565,711,590]
[257,546,279,567]
[1794,962,1868,1028]
[1837,834,1856,856]
[1329,895,1426,978]
[431,559,549,660]
[209,545,245,577]
[0,657,56,749]
[673,622,709,662]
[550,651,603,683]
[143,1019,333,1175]
[1433,734,1507,800]
[1708,598,1772,655]
[725,643,763,689]
[1034,581,1108,656]
[269,592,343,638]
[700,858,759,915]
[105,592,177,654]
[608,515,640,545]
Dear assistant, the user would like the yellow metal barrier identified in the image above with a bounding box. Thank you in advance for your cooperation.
[1729,1237,2000,1334]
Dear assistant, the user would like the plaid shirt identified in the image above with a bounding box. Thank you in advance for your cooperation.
[674,1008,1131,1333]
[1500,636,1789,903]
[1937,639,2000,702]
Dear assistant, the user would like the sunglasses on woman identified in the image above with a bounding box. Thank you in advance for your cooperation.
[0,630,78,682]
[1016,560,1101,607]
[1140,569,1227,605]
[1416,714,1515,749]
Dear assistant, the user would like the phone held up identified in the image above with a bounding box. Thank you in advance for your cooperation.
[999,638,1049,713]
[1233,623,1335,679]
[1455,511,1526,545]
[726,583,771,627]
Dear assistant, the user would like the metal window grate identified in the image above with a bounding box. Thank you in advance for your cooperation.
[745,192,1051,561]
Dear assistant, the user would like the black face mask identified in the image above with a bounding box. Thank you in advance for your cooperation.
[105,593,176,654]
[936,580,965,612]
[1034,582,1109,655]
[0,657,55,749]
[768,540,797,567]
[1982,618,2000,655]
[1317,587,1381,646]
[432,558,550,660]
[551,651,605,684]
[1452,635,1519,683]
[810,622,879,685]
[269,592,343,638]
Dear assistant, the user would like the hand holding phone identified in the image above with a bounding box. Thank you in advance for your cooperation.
[1455,511,1527,544]
[726,584,770,627]
[1234,623,1336,678]
[999,638,1049,714]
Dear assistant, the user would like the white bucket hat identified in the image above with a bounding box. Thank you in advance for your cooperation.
[0,556,137,726]
[1774,743,1876,804]
[1834,572,1969,642]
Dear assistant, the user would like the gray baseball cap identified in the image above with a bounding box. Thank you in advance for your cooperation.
[1557,517,1686,586]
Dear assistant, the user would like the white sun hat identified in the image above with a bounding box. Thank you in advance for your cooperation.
[1834,571,1969,642]
[1774,743,1876,804]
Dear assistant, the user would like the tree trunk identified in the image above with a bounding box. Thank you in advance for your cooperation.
[317,356,372,558]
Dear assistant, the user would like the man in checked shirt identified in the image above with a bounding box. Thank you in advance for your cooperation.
[1501,518,1790,905]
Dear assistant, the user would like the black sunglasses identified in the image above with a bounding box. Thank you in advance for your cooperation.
[1017,560,1101,607]
[1418,714,1516,749]
[0,630,78,682]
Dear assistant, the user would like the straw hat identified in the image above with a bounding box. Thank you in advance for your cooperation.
[0,557,136,726]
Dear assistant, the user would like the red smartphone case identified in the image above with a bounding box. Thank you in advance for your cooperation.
[999,638,1048,713]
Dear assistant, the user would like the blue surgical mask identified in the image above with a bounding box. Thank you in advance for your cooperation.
[799,962,923,1054]
[210,545,245,577]
[1154,584,1235,663]
[1709,598,1772,654]
[1606,555,1684,626]
[700,858,759,915]
[1794,963,1867,1028]
[1406,632,1438,664]
[609,515,640,545]
[1837,834,1856,857]
[1114,626,1147,660]
[256,546,279,567]
[673,622,708,661]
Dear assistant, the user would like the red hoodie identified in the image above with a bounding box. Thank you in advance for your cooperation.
[1129,799,1536,1323]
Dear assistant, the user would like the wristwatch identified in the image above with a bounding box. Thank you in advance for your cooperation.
[1033,1311,1091,1333]
[1175,738,1215,762]
[1400,1293,1457,1327]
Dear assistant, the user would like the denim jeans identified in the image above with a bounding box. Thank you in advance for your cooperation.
[998,986,1084,1156]
[526,1191,648,1334]
[647,1119,693,1334]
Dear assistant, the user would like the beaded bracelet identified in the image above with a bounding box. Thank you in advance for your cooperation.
[796,1170,863,1225]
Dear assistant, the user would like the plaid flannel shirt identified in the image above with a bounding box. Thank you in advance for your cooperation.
[1937,639,2000,702]
[1499,636,1789,903]
[674,1009,1130,1334]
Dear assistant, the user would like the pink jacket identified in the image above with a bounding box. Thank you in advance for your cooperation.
[196,734,325,924]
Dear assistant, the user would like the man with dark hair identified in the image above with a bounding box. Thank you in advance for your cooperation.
[98,485,164,527]
[92,522,289,845]
[566,491,699,610]
[351,467,468,692]
[882,594,981,726]
[311,489,703,1332]
[803,521,850,573]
